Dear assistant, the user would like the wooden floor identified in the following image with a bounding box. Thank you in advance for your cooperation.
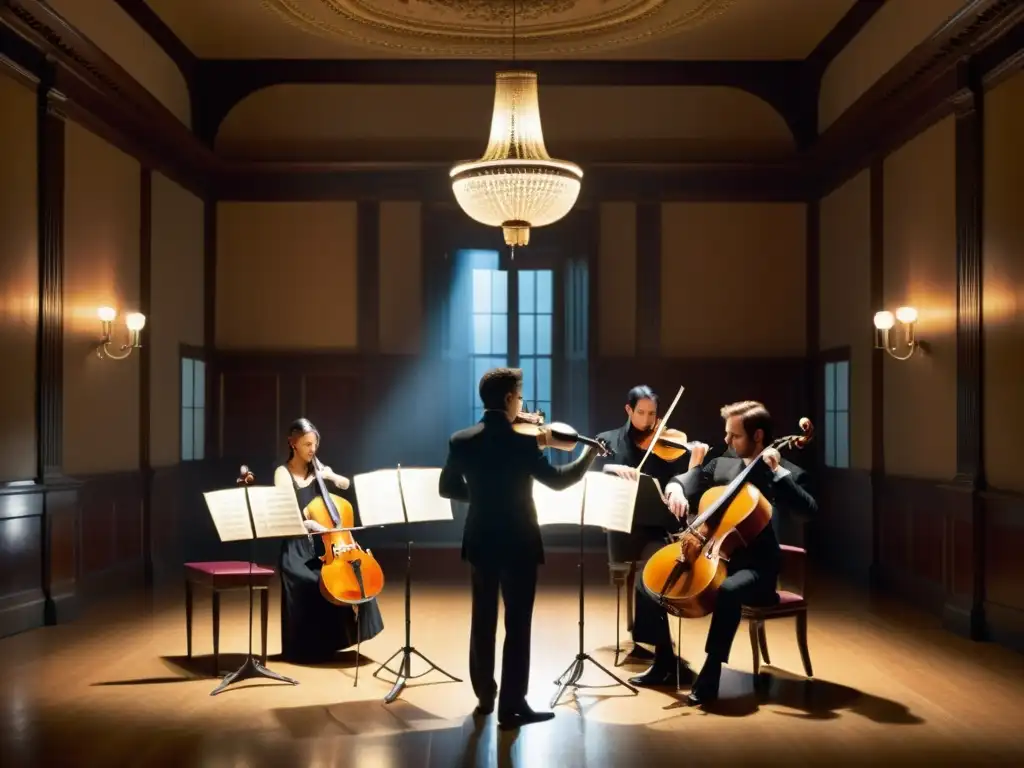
[2,552,1023,767]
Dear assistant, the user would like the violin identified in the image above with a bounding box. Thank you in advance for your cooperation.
[304,456,385,606]
[513,409,612,456]
[633,423,702,463]
[640,417,814,619]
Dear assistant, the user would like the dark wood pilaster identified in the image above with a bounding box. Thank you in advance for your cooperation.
[869,160,885,588]
[947,61,986,639]
[139,168,152,585]
[805,201,821,471]
[203,199,217,459]
[357,201,380,353]
[635,203,661,356]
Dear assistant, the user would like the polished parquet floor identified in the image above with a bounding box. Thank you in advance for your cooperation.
[2,552,1023,767]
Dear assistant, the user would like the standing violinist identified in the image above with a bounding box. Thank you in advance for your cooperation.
[663,401,817,706]
[438,367,597,728]
[595,385,692,685]
[273,418,385,664]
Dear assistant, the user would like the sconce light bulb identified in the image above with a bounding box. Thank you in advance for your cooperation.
[97,306,117,323]
[895,306,918,324]
[873,311,895,331]
[125,312,147,332]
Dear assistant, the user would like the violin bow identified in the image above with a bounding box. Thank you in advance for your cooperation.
[636,385,685,475]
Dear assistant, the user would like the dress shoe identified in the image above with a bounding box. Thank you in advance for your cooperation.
[685,662,721,707]
[473,699,494,716]
[625,644,655,661]
[628,657,694,687]
[497,705,555,729]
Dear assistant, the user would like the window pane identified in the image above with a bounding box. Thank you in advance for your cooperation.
[193,360,206,408]
[519,271,535,314]
[536,270,553,313]
[181,358,194,408]
[520,357,536,408]
[519,314,535,356]
[193,408,205,461]
[472,269,492,313]
[836,360,849,411]
[491,270,508,314]
[473,356,493,387]
[824,412,836,467]
[491,313,508,355]
[473,314,492,354]
[537,357,552,402]
[181,407,194,461]
[536,314,552,356]
[836,411,849,469]
[824,363,835,412]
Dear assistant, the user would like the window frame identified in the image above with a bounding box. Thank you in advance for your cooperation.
[819,346,851,470]
[179,344,207,463]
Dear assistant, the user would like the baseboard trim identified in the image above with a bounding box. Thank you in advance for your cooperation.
[985,601,1024,654]
[0,587,46,638]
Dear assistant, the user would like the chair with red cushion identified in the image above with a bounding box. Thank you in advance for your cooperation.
[184,561,276,676]
[741,544,813,677]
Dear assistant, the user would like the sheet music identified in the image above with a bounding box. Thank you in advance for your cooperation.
[581,471,639,534]
[636,385,685,474]
[246,486,308,538]
[203,488,254,542]
[533,476,586,526]
[352,469,407,526]
[397,467,454,523]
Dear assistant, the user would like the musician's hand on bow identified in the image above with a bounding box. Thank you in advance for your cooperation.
[761,447,781,472]
[664,482,689,520]
[687,442,710,470]
[303,519,329,534]
[604,464,639,482]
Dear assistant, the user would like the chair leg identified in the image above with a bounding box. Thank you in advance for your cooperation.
[756,621,770,666]
[748,619,760,675]
[795,611,813,678]
[185,580,193,658]
[212,590,221,676]
[260,587,269,665]
[625,565,636,633]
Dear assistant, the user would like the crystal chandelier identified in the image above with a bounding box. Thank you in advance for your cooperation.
[450,70,583,248]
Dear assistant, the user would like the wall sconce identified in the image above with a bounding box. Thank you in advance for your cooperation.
[873,306,919,360]
[96,306,146,360]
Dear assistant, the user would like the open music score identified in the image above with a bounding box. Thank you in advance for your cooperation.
[202,485,308,541]
[352,467,454,527]
[532,471,644,534]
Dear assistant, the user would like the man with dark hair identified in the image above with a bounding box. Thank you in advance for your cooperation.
[594,385,692,684]
[663,400,817,706]
[439,366,598,728]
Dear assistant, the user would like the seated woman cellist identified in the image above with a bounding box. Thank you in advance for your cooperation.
[274,418,385,664]
[659,401,817,706]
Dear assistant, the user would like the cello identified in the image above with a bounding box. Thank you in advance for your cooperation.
[304,456,385,606]
[640,417,814,619]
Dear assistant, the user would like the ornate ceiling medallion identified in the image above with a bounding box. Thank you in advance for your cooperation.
[260,0,737,56]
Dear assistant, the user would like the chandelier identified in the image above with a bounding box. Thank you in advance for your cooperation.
[450,70,583,248]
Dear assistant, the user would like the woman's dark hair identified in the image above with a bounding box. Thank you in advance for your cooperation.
[286,417,320,476]
[627,385,659,409]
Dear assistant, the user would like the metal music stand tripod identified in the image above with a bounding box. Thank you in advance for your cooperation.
[550,484,639,708]
[370,464,462,703]
[210,465,300,696]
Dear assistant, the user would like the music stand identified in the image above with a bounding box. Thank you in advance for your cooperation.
[534,471,641,708]
[352,464,463,703]
[203,465,306,696]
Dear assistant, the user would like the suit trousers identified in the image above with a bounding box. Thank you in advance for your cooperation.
[621,527,675,652]
[469,561,539,711]
[704,564,779,664]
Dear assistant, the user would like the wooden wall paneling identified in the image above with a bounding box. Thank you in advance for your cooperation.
[0,488,46,636]
[357,201,380,353]
[982,490,1024,652]
[304,374,365,473]
[948,62,986,639]
[76,472,144,596]
[219,373,278,463]
[869,161,885,588]
[203,200,217,461]
[634,203,661,357]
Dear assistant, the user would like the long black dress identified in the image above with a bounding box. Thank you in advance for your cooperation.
[278,467,385,663]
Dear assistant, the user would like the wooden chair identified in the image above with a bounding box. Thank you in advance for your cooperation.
[608,561,636,665]
[184,561,276,676]
[741,544,813,677]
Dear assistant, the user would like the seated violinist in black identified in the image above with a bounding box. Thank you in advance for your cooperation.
[663,401,817,706]
[274,418,385,664]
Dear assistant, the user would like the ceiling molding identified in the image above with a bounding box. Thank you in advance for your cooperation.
[112,0,198,85]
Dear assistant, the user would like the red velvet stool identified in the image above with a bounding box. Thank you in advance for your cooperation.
[741,544,813,677]
[184,561,276,676]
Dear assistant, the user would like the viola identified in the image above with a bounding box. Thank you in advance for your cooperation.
[633,423,702,463]
[513,409,612,456]
[304,456,385,606]
[640,417,814,619]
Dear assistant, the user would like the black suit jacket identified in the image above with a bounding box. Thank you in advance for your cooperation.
[671,456,817,572]
[439,411,596,567]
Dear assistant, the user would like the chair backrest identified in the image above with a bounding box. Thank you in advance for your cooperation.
[778,544,806,596]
